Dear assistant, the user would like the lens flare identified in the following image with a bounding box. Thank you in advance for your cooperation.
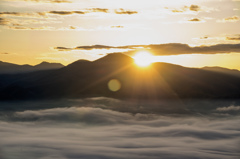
[108,79,121,92]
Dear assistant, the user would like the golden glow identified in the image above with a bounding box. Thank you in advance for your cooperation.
[133,51,154,67]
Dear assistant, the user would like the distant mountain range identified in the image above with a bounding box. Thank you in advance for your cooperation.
[0,53,240,100]
[0,61,64,74]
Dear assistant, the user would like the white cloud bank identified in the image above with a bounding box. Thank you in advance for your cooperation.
[0,106,239,159]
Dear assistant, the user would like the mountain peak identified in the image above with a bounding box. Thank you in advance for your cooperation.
[95,53,134,64]
[35,61,64,67]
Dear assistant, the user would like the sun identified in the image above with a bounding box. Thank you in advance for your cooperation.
[133,51,154,67]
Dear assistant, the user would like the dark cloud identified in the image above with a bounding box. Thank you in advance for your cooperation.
[54,46,73,51]
[0,8,137,19]
[54,43,240,55]
[226,35,240,41]
[0,100,239,159]
[48,11,85,15]
[219,16,240,22]
[1,52,9,55]
[54,45,132,51]
[75,45,113,50]
[170,5,201,13]
[188,18,201,22]
[88,8,109,13]
[0,12,47,18]
[115,9,138,15]
[189,5,201,12]
[143,43,240,55]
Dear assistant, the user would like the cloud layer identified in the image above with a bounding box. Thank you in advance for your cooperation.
[0,103,239,159]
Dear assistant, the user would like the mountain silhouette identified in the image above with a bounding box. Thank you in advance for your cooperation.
[202,66,240,78]
[0,61,64,74]
[0,53,240,100]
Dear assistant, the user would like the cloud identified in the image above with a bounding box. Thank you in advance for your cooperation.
[5,25,92,31]
[7,26,54,30]
[111,25,124,28]
[54,45,133,51]
[0,12,48,18]
[54,43,240,55]
[0,103,239,159]
[0,52,9,55]
[170,5,201,13]
[217,16,240,23]
[0,8,137,19]
[144,43,240,55]
[189,5,201,12]
[0,18,10,25]
[182,18,206,23]
[188,18,201,22]
[0,17,57,27]
[226,35,240,41]
[216,105,240,112]
[48,11,85,15]
[88,8,109,13]
[115,8,138,15]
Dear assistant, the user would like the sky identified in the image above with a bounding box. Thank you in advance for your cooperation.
[0,0,240,69]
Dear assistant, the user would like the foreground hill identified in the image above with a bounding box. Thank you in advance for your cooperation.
[0,53,240,100]
[0,61,64,74]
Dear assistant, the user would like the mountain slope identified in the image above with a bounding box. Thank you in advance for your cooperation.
[202,66,240,77]
[0,53,240,100]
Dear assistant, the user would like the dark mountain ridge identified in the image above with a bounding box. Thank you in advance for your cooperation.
[202,66,240,77]
[0,61,64,74]
[0,53,240,100]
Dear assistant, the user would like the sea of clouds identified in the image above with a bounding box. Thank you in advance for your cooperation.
[0,98,240,159]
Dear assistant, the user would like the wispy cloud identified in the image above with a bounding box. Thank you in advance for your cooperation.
[0,12,48,18]
[226,35,240,41]
[217,16,240,23]
[7,26,54,30]
[111,25,124,28]
[114,8,138,15]
[216,105,240,112]
[48,10,85,15]
[88,8,109,13]
[169,5,201,14]
[178,18,206,23]
[0,8,138,18]
[54,45,134,51]
[0,18,11,25]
